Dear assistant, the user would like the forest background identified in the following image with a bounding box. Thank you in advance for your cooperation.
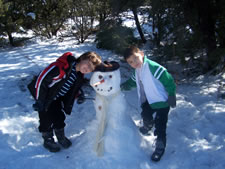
[0,0,225,75]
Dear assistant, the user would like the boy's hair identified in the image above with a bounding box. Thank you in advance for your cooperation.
[78,51,102,67]
[124,46,141,61]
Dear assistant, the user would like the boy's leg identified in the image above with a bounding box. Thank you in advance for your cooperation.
[52,99,72,148]
[151,106,170,161]
[38,99,62,152]
[139,101,155,135]
[51,99,66,130]
[38,99,65,132]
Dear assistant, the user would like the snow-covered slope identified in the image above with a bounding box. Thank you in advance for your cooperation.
[0,36,224,169]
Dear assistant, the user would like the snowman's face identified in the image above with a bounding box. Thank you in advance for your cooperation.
[90,69,121,96]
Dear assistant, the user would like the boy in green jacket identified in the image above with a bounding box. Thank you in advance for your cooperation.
[121,46,176,162]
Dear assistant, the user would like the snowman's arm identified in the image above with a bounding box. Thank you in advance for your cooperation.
[94,94,107,156]
[94,107,107,156]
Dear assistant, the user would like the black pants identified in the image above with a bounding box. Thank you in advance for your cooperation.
[141,101,170,140]
[38,99,66,133]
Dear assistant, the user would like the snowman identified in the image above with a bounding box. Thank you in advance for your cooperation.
[90,61,141,157]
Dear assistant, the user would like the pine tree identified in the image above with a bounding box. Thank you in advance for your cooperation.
[0,0,29,46]
[30,0,70,38]
[110,0,147,43]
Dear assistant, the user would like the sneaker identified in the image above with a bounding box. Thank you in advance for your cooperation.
[151,139,165,162]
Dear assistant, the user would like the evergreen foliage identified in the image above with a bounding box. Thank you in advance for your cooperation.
[30,0,70,38]
[68,0,97,43]
[95,23,137,54]
[0,0,30,46]
[110,0,147,43]
[0,0,224,73]
[145,0,225,72]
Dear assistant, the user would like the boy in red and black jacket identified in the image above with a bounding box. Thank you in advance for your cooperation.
[28,51,102,152]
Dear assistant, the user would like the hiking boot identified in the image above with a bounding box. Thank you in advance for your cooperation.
[55,128,72,149]
[42,131,60,152]
[139,120,154,135]
[151,138,166,162]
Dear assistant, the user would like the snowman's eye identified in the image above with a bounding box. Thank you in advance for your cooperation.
[98,75,103,79]
[109,75,112,78]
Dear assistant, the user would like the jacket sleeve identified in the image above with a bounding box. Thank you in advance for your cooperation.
[35,66,60,102]
[158,70,176,96]
[147,59,176,96]
[121,72,137,91]
[62,72,84,115]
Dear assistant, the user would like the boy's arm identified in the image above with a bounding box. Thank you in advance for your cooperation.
[158,71,176,96]
[146,58,176,107]
[33,66,60,111]
[35,66,60,101]
[147,59,176,96]
[121,72,137,91]
[158,70,177,107]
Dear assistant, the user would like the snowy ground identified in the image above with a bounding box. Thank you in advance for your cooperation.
[0,35,225,169]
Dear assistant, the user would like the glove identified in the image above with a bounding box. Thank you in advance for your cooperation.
[33,100,46,112]
[167,95,176,108]
[77,95,85,104]
[120,83,130,91]
[76,89,85,104]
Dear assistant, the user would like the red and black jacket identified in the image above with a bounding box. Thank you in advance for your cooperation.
[28,52,84,115]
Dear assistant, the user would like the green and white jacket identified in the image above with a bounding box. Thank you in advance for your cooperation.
[122,56,176,109]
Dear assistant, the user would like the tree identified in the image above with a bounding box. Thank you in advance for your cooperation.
[110,0,147,43]
[215,0,225,49]
[145,0,225,71]
[96,24,138,54]
[92,0,112,29]
[30,0,70,38]
[180,0,225,70]
[0,0,30,46]
[68,0,97,43]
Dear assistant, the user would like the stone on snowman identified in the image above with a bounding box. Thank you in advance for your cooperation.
[90,61,141,157]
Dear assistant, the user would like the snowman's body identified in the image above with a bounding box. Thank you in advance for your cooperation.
[90,67,141,157]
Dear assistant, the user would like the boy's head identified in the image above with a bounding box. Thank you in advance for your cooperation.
[77,51,102,74]
[123,46,144,69]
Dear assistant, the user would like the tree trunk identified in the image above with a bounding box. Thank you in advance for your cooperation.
[7,31,14,46]
[196,0,217,51]
[184,0,218,70]
[131,6,146,43]
[196,0,217,70]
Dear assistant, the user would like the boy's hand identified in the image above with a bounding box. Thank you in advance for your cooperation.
[77,95,85,104]
[167,95,176,108]
[76,89,85,104]
[120,83,129,91]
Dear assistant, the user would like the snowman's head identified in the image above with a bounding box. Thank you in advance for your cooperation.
[90,61,121,96]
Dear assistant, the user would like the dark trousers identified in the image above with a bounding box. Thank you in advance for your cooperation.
[38,98,66,133]
[141,101,170,141]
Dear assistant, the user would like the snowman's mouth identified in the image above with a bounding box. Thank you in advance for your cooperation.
[96,86,113,92]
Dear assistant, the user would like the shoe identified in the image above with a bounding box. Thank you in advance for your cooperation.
[55,128,72,149]
[139,120,154,135]
[151,139,165,162]
[42,131,60,152]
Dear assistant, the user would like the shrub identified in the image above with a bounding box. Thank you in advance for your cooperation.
[95,25,138,55]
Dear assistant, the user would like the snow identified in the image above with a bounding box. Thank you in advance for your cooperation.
[0,34,225,169]
[27,13,36,20]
